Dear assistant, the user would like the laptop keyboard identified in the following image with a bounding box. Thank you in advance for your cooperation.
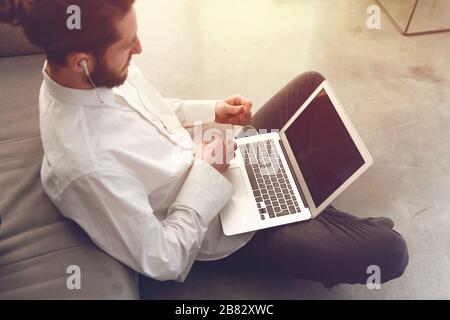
[239,140,302,221]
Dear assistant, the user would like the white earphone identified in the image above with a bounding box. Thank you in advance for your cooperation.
[79,59,105,103]
[80,59,97,89]
[80,59,90,77]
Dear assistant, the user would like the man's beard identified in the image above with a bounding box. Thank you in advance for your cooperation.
[90,58,129,89]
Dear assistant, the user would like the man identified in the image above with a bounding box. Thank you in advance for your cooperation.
[1,0,408,289]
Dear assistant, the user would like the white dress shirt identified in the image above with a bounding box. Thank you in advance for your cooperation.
[39,62,256,282]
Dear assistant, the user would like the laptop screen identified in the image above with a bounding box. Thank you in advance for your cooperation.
[284,89,366,208]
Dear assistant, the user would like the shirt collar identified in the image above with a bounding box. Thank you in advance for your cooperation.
[42,61,117,106]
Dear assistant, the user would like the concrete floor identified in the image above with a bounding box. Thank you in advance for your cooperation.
[134,0,450,299]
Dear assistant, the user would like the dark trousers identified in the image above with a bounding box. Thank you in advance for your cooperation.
[198,72,408,285]
[140,72,409,297]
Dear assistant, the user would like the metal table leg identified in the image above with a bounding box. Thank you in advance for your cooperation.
[375,0,450,36]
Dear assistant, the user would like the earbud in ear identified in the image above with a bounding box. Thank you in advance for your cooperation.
[79,59,100,93]
[80,60,89,76]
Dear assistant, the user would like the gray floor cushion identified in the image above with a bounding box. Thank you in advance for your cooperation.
[0,55,139,299]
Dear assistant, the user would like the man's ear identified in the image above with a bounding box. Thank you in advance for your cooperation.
[67,53,95,74]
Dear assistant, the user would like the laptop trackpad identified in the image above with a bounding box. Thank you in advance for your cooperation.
[223,168,248,197]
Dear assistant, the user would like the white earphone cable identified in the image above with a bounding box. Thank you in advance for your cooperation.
[85,71,106,105]
[81,60,251,151]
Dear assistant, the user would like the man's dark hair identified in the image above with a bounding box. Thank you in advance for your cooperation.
[0,0,135,66]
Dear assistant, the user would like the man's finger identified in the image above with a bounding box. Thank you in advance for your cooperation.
[228,116,241,126]
[226,95,243,106]
[226,95,251,107]
[240,107,252,117]
[226,104,243,115]
[227,109,252,125]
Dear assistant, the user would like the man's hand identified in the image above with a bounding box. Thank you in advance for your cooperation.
[215,95,253,126]
[195,134,237,173]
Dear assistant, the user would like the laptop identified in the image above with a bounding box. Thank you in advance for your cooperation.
[220,81,373,236]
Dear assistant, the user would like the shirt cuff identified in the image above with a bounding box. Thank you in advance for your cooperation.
[181,100,220,127]
[175,159,235,225]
